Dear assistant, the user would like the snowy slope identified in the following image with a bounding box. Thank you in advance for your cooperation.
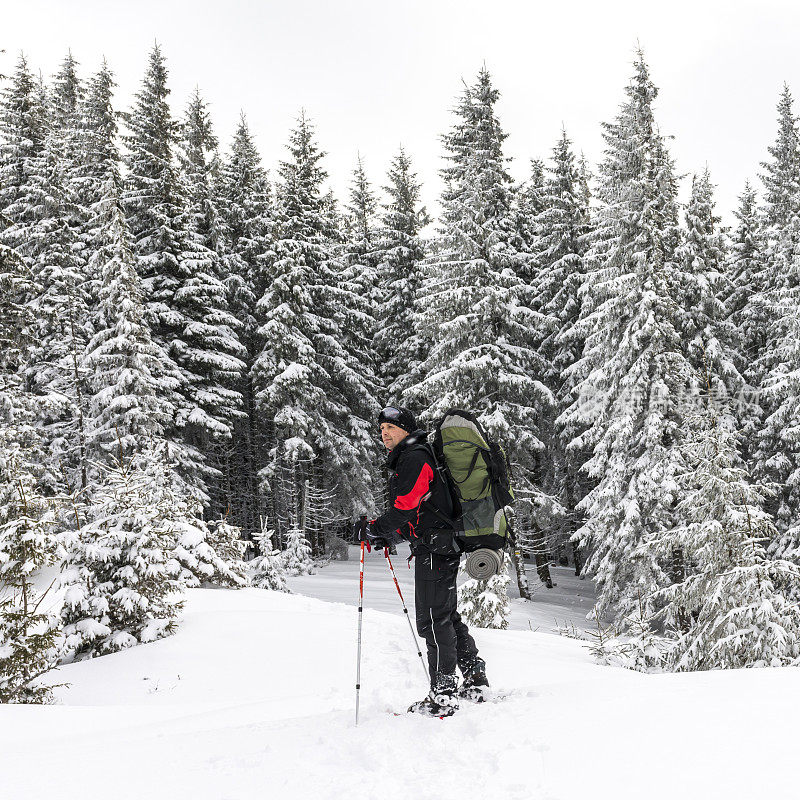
[2,549,799,800]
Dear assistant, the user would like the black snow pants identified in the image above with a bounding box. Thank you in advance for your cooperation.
[414,550,479,679]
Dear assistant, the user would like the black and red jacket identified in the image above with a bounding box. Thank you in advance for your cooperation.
[373,430,458,553]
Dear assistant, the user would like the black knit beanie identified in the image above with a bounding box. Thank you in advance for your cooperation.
[377,405,417,434]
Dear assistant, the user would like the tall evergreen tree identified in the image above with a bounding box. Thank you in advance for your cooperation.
[178,88,247,515]
[0,449,61,702]
[73,59,118,318]
[48,51,85,224]
[676,169,738,394]
[751,87,800,537]
[515,158,547,284]
[124,46,243,505]
[726,182,768,457]
[409,68,551,503]
[650,361,800,670]
[0,54,91,495]
[83,195,172,461]
[216,113,274,536]
[535,130,590,386]
[0,236,63,702]
[536,130,592,568]
[337,155,380,399]
[78,61,171,463]
[251,113,376,538]
[560,53,693,617]
[373,147,429,397]
[49,52,83,145]
[0,55,48,224]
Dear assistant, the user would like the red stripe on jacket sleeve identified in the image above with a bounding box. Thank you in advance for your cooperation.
[394,463,433,511]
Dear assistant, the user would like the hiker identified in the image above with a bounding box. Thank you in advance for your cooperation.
[354,405,489,716]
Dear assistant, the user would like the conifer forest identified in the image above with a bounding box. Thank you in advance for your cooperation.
[4,37,800,708]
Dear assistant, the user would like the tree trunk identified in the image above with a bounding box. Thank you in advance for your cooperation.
[244,371,261,538]
[531,523,553,588]
[670,545,690,632]
[508,527,532,600]
[572,541,584,577]
[66,291,88,492]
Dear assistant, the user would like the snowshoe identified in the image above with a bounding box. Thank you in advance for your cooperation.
[408,671,459,717]
[458,657,489,703]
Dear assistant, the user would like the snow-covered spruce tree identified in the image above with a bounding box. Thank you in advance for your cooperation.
[591,591,666,672]
[282,525,314,577]
[216,113,275,537]
[172,506,249,589]
[250,520,289,592]
[373,147,430,398]
[321,167,382,521]
[84,200,172,460]
[335,156,395,519]
[533,130,592,568]
[535,129,591,389]
[0,454,62,703]
[649,358,800,670]
[178,89,247,517]
[0,54,91,495]
[48,51,84,167]
[409,68,552,518]
[0,235,63,703]
[457,552,511,629]
[726,182,769,458]
[676,169,740,402]
[750,86,800,539]
[79,62,172,465]
[73,59,120,326]
[515,157,547,269]
[60,446,185,659]
[48,51,90,254]
[0,55,47,221]
[251,112,376,539]
[124,45,237,506]
[205,517,249,587]
[757,293,800,556]
[559,53,693,617]
[337,156,380,392]
[332,158,384,524]
[251,112,333,538]
[217,113,275,325]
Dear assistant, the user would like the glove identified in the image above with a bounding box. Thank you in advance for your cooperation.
[352,518,388,550]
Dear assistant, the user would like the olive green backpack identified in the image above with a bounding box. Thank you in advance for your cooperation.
[423,409,515,553]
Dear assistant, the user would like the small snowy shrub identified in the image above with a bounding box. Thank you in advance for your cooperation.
[282,527,314,577]
[250,526,289,592]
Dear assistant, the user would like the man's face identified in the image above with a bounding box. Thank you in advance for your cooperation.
[380,422,408,451]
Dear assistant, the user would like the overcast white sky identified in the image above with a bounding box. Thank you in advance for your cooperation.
[4,0,800,227]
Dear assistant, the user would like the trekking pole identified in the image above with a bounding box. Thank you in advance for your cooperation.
[384,549,430,684]
[355,540,365,726]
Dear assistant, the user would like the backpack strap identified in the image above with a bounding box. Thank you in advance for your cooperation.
[405,443,461,531]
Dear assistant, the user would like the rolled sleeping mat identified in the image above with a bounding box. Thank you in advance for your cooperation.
[464,548,503,581]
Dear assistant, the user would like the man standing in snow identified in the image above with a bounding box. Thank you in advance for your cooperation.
[355,405,489,716]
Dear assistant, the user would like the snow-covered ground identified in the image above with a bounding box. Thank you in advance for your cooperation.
[3,545,799,800]
[288,543,600,633]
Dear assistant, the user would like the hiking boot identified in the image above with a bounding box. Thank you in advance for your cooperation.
[459,657,489,703]
[408,671,459,717]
